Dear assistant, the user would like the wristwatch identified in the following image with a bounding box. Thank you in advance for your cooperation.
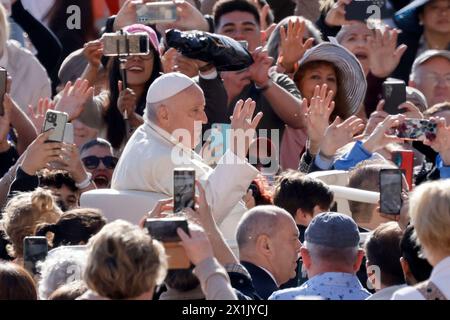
[75,172,92,189]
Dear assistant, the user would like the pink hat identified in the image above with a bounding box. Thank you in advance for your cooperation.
[123,24,160,55]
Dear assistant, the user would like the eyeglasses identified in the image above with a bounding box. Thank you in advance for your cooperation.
[422,73,450,86]
[82,156,118,170]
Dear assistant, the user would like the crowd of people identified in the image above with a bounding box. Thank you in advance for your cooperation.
[0,0,450,301]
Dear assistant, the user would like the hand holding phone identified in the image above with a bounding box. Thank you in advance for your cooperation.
[23,236,48,275]
[379,169,403,215]
[145,217,190,269]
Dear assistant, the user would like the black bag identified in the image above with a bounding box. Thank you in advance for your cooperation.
[165,29,254,71]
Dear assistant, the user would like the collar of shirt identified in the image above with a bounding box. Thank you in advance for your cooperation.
[430,256,450,281]
[306,272,365,289]
[145,120,203,161]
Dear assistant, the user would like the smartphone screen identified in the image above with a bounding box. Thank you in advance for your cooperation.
[382,79,406,115]
[144,217,189,242]
[23,236,48,275]
[345,0,389,21]
[136,2,177,25]
[43,110,68,142]
[379,169,403,215]
[173,169,195,213]
[0,67,7,116]
[396,119,437,141]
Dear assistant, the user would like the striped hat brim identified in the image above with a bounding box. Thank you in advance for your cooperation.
[298,42,367,118]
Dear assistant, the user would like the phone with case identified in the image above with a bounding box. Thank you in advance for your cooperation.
[42,110,68,142]
[396,119,437,141]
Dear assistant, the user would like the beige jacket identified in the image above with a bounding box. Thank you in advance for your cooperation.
[0,40,51,111]
[111,121,259,240]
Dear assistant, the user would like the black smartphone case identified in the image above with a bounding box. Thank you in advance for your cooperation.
[382,81,406,115]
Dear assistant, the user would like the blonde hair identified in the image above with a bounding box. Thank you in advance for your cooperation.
[84,220,167,299]
[1,188,62,258]
[0,4,10,54]
[409,180,450,257]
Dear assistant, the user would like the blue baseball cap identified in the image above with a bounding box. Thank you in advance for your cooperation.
[305,212,360,248]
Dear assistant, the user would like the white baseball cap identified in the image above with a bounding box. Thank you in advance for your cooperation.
[146,72,196,104]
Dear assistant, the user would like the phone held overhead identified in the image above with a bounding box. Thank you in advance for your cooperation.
[136,1,178,25]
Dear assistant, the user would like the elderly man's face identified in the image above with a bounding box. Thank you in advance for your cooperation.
[338,22,373,76]
[421,0,450,34]
[216,11,262,52]
[268,215,301,285]
[165,85,207,149]
[410,57,450,107]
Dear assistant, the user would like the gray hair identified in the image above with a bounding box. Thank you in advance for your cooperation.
[236,205,292,250]
[304,241,359,266]
[144,102,157,123]
[37,246,88,300]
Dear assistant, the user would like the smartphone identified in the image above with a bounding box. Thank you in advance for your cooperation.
[0,67,7,116]
[144,217,189,242]
[102,32,150,56]
[42,110,68,142]
[396,119,437,141]
[63,123,74,144]
[379,169,403,215]
[136,2,177,25]
[173,168,196,213]
[345,0,389,21]
[392,150,414,190]
[23,236,48,275]
[382,78,406,115]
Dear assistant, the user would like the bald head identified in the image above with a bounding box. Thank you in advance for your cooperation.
[236,205,294,250]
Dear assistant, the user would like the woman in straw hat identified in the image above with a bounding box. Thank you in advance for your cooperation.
[279,40,367,169]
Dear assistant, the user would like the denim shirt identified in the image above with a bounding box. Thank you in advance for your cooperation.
[269,272,371,300]
[435,155,450,179]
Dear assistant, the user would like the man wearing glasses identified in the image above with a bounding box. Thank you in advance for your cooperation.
[409,50,450,108]
[80,138,118,189]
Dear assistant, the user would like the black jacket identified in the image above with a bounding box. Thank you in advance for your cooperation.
[241,261,279,300]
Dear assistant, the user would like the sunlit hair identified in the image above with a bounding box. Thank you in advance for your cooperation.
[84,220,167,299]
[1,188,62,258]
[409,180,450,257]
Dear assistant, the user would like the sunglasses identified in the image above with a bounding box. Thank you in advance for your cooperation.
[82,156,118,170]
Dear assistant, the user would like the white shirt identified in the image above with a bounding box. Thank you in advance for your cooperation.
[392,256,450,300]
[112,121,259,240]
[0,40,51,111]
[21,0,55,24]
[366,284,407,300]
